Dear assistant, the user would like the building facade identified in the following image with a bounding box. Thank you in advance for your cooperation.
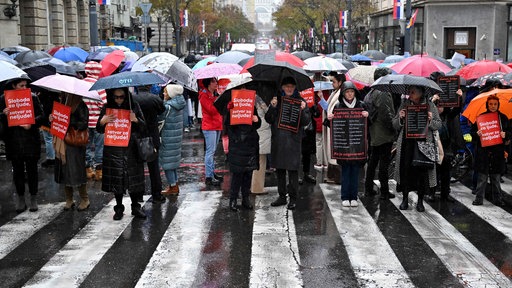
[369,0,512,61]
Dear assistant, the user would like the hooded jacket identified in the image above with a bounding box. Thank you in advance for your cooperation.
[159,85,187,171]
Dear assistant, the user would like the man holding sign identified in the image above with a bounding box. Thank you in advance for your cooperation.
[471,95,510,207]
[0,78,44,213]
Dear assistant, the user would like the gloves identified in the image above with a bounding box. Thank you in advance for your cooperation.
[463,133,472,142]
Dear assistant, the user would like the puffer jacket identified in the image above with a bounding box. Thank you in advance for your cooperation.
[159,95,186,171]
[226,107,261,173]
[96,89,146,195]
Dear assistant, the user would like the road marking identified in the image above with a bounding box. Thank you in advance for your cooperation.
[249,187,303,288]
[388,182,511,287]
[23,196,150,288]
[136,191,221,288]
[499,176,512,197]
[320,183,414,287]
[0,203,64,260]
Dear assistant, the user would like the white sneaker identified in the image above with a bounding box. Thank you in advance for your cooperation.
[342,200,350,207]
[184,127,190,133]
[350,200,359,207]
[314,164,323,170]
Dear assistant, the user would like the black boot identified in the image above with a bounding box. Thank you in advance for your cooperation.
[229,198,239,211]
[113,204,125,221]
[416,194,425,212]
[241,197,253,210]
[131,203,147,219]
[399,191,409,210]
[271,196,287,207]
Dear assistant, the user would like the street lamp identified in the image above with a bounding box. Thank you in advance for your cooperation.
[3,0,18,19]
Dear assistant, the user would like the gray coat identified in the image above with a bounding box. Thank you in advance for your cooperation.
[159,95,186,171]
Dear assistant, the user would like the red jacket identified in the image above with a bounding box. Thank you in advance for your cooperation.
[199,89,223,131]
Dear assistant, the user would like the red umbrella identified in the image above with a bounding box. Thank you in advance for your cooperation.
[240,51,305,73]
[47,45,68,56]
[456,60,512,80]
[99,50,125,78]
[390,55,452,77]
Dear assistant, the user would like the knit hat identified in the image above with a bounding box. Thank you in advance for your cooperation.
[85,61,102,79]
[165,84,184,98]
[281,76,296,86]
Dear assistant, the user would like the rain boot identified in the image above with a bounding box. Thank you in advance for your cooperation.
[399,190,409,210]
[113,204,125,220]
[131,202,147,219]
[229,198,238,211]
[29,195,38,212]
[16,194,27,213]
[416,193,425,212]
[77,184,90,211]
[241,197,253,210]
[63,186,75,211]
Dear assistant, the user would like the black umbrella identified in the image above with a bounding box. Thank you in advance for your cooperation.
[247,61,313,92]
[214,77,278,114]
[371,74,443,97]
[14,50,52,64]
[90,71,165,90]
[214,78,253,115]
[291,50,316,60]
[67,60,86,72]
[337,59,356,70]
[17,62,56,81]
[361,50,388,61]
[36,57,77,77]
[327,52,351,60]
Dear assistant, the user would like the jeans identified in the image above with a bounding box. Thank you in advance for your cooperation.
[85,128,104,168]
[365,142,392,194]
[42,130,55,160]
[341,163,360,201]
[203,130,221,178]
[183,101,190,127]
[164,169,178,186]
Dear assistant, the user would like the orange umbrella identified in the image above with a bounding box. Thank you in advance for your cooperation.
[462,88,512,123]
[240,51,305,73]
[99,50,125,78]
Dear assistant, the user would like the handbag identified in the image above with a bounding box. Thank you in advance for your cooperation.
[64,127,89,147]
[135,135,157,162]
[412,140,436,169]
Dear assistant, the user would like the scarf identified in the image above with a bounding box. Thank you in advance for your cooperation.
[54,94,82,165]
[343,98,356,108]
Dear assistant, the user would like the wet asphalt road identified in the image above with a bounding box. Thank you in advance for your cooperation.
[0,129,511,287]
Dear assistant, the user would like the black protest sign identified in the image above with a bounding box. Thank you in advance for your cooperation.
[437,75,460,107]
[406,104,429,138]
[278,96,302,133]
[330,108,367,160]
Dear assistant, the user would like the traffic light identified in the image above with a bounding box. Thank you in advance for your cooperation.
[395,36,404,55]
[146,27,154,42]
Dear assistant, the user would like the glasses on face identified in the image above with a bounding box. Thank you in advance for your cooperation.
[114,95,125,99]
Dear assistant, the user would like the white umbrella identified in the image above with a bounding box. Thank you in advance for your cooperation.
[131,52,179,73]
[32,74,102,101]
[303,56,347,72]
[123,51,140,62]
[0,60,29,82]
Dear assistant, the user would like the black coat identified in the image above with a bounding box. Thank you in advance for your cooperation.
[225,107,261,173]
[265,92,311,171]
[471,110,511,175]
[0,93,44,160]
[133,89,165,148]
[96,91,146,195]
[302,104,320,153]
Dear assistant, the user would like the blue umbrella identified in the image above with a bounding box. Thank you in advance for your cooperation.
[120,60,135,72]
[87,50,111,62]
[192,57,217,70]
[89,71,165,90]
[215,51,251,64]
[54,47,88,62]
[314,81,333,91]
[350,54,373,62]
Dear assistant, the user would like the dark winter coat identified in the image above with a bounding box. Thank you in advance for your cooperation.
[133,88,165,148]
[159,95,186,171]
[54,99,88,186]
[265,90,311,171]
[365,89,396,147]
[96,89,146,195]
[302,104,320,153]
[226,107,261,173]
[0,93,44,160]
[471,110,510,175]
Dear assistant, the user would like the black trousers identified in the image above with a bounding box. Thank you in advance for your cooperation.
[146,152,163,197]
[276,169,298,201]
[301,151,311,174]
[438,155,452,197]
[365,142,393,194]
[230,171,252,200]
[11,157,38,196]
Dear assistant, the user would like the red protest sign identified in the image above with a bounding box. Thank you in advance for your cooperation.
[4,88,35,127]
[104,108,131,147]
[230,89,256,125]
[476,112,503,147]
[300,87,315,108]
[50,101,71,140]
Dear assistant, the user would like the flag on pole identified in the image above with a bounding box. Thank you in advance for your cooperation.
[226,32,231,42]
[215,29,220,38]
[393,0,404,20]
[200,20,205,33]
[98,0,110,5]
[322,20,329,34]
[339,10,348,28]
[309,28,314,39]
[406,9,419,29]
[180,9,188,27]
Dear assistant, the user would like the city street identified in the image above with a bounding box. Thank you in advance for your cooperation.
[0,129,511,287]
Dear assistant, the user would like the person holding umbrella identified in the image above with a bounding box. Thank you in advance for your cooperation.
[266,76,311,210]
[52,93,90,211]
[96,87,147,220]
[0,78,44,213]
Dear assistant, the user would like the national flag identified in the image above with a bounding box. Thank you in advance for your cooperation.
[322,20,329,34]
[215,29,220,38]
[393,0,404,20]
[200,20,205,33]
[98,0,110,5]
[309,28,314,39]
[180,9,188,27]
[226,32,231,42]
[339,10,348,28]
[406,9,419,29]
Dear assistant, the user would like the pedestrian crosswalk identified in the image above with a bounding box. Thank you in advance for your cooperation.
[0,182,511,287]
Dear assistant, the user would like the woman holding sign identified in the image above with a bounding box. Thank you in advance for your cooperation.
[326,81,369,208]
[97,87,147,220]
[471,95,510,206]
[0,78,44,213]
[393,85,441,212]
